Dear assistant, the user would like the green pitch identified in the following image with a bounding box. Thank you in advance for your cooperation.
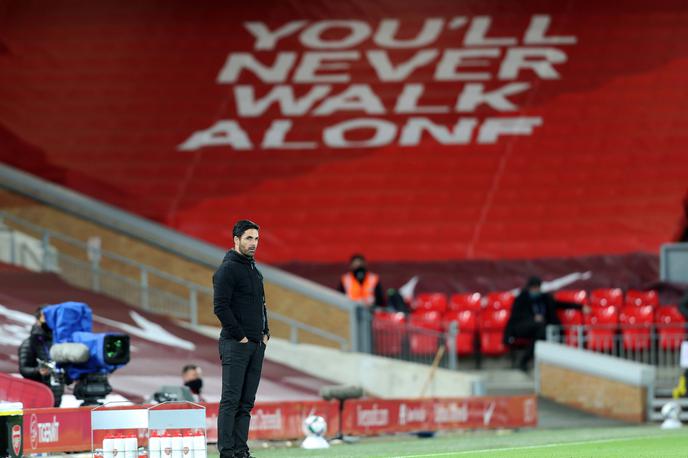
[208,425,688,457]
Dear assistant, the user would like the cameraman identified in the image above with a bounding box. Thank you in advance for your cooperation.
[18,307,64,407]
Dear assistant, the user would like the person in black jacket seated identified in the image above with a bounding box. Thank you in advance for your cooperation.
[504,276,584,372]
[18,307,64,407]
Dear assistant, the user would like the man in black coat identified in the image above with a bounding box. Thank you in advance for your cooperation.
[18,307,64,407]
[213,220,269,458]
[504,276,583,372]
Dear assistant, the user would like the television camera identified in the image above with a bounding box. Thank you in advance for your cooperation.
[42,302,130,406]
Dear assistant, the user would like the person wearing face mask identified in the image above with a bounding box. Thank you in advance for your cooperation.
[181,364,206,402]
[503,276,583,372]
[338,254,386,308]
[18,306,64,406]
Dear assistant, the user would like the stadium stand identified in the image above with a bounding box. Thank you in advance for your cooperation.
[0,264,333,403]
[1,1,687,268]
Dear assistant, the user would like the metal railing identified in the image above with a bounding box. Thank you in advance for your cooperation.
[546,323,686,388]
[365,310,460,370]
[0,211,348,349]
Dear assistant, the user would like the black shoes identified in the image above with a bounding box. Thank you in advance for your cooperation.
[234,450,255,458]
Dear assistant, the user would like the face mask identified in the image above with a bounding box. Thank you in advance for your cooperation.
[353,267,367,282]
[185,378,203,394]
[41,323,51,333]
[529,291,542,299]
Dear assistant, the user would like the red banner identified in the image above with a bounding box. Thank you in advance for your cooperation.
[204,400,340,441]
[22,400,340,454]
[23,407,91,454]
[342,395,537,435]
[21,396,534,453]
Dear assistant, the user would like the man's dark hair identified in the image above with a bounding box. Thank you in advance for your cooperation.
[525,276,542,289]
[34,306,45,319]
[232,220,260,238]
[182,364,198,374]
[349,253,366,263]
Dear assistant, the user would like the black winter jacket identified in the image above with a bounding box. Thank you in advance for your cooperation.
[18,324,52,383]
[504,291,581,342]
[213,250,270,342]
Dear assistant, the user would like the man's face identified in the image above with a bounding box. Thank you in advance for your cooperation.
[182,368,201,383]
[235,228,259,258]
[350,258,366,271]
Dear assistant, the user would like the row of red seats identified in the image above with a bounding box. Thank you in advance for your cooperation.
[412,288,660,314]
[373,289,684,357]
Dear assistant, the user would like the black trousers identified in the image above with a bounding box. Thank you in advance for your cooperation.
[218,339,265,457]
[510,321,547,369]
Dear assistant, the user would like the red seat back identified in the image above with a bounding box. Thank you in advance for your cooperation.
[554,289,588,305]
[478,308,510,356]
[655,305,686,350]
[412,293,448,313]
[372,310,406,356]
[590,288,623,308]
[408,311,442,356]
[485,292,515,310]
[443,310,478,356]
[625,289,659,307]
[585,305,618,352]
[448,293,482,312]
[619,305,653,350]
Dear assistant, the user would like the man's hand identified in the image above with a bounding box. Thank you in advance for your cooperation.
[263,334,269,345]
[39,367,50,376]
[239,337,249,344]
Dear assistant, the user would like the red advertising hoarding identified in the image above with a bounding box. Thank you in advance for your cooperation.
[342,396,537,435]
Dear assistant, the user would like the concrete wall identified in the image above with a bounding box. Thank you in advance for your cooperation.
[535,341,655,423]
[264,337,485,399]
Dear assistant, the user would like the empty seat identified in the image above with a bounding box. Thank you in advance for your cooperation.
[554,289,587,347]
[448,292,482,312]
[585,305,618,352]
[412,293,448,314]
[619,305,653,351]
[590,288,624,308]
[372,310,407,356]
[554,289,588,305]
[625,290,659,308]
[443,310,478,356]
[485,291,515,310]
[655,305,686,350]
[408,310,443,356]
[478,307,510,356]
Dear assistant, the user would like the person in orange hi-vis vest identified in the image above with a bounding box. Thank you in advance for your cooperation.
[337,254,386,307]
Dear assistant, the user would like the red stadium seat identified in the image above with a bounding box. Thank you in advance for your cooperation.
[619,305,653,351]
[372,310,407,356]
[590,288,624,308]
[412,293,448,314]
[448,292,482,312]
[443,310,478,356]
[625,290,659,308]
[554,289,588,306]
[585,305,619,352]
[655,305,686,351]
[555,290,587,347]
[485,292,515,310]
[408,311,443,356]
[478,308,510,356]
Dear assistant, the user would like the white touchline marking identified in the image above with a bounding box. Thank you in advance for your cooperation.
[395,433,679,457]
